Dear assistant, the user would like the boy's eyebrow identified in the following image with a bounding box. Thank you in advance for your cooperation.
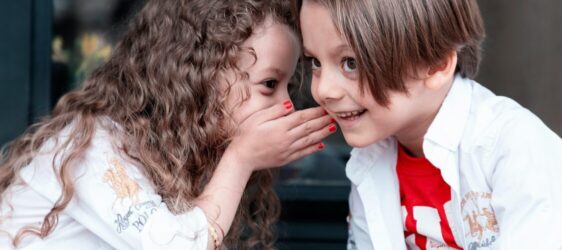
[303,44,352,57]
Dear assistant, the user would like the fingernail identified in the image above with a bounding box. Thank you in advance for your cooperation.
[283,100,293,110]
[328,124,337,132]
[317,142,324,150]
[323,110,328,115]
[330,118,336,123]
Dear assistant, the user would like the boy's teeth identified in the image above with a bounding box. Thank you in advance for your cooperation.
[338,110,364,118]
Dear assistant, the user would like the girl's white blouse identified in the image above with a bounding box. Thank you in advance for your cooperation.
[0,122,209,249]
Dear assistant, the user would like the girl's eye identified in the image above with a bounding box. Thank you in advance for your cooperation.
[342,57,357,72]
[307,57,321,70]
[263,79,278,89]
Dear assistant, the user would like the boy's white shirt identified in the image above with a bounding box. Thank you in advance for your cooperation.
[0,120,209,249]
[346,75,562,250]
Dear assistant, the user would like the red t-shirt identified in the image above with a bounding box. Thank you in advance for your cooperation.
[397,145,462,249]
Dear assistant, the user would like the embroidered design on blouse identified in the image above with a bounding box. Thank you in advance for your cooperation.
[103,159,142,207]
[114,201,159,233]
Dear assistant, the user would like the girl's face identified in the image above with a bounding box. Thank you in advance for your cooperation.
[300,1,432,148]
[224,19,300,126]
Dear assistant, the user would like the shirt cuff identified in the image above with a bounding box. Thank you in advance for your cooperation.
[141,205,208,249]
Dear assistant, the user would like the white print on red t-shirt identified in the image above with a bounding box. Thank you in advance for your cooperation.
[402,201,461,250]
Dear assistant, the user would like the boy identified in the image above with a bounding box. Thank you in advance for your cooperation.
[298,0,562,249]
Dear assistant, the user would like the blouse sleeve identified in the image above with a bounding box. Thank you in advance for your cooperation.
[19,130,209,250]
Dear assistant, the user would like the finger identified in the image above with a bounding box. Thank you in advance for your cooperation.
[286,142,325,163]
[246,99,294,124]
[280,106,328,129]
[289,122,336,151]
[288,113,335,140]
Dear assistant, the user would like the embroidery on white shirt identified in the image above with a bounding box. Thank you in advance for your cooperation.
[461,191,499,249]
[103,158,142,208]
[101,157,161,234]
[114,200,159,233]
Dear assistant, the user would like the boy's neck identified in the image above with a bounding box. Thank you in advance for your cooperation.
[395,74,455,157]
[395,113,435,157]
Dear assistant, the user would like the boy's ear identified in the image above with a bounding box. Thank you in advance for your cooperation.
[424,51,458,90]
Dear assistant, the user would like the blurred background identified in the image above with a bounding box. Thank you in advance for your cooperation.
[0,0,560,249]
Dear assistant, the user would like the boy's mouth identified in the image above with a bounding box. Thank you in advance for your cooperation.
[336,109,366,121]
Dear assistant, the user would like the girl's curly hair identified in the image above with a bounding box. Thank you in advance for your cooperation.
[0,0,298,248]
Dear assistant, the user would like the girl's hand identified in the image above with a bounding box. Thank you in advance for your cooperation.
[196,101,335,239]
[225,101,336,172]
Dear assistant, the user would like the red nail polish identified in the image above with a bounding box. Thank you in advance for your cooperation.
[283,100,293,110]
[330,118,336,123]
[317,142,324,150]
[328,124,337,132]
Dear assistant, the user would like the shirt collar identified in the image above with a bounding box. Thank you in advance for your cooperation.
[346,138,394,185]
[424,74,473,151]
[422,75,473,194]
[345,75,473,185]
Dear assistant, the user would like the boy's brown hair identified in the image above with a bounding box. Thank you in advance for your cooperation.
[298,0,485,105]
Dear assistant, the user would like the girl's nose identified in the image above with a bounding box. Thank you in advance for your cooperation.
[276,87,292,107]
[279,90,291,104]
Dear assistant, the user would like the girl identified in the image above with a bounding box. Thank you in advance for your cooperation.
[297,0,562,249]
[0,0,336,249]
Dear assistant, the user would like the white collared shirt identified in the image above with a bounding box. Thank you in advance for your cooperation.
[346,75,562,250]
[0,121,209,249]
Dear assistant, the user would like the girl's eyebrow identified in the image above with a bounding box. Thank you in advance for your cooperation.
[260,67,286,79]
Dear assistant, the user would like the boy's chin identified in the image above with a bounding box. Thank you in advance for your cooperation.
[343,133,381,148]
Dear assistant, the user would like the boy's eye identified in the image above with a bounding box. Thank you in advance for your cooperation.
[263,79,278,89]
[307,57,321,70]
[342,57,357,72]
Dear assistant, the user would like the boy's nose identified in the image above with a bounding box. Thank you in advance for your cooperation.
[314,71,344,103]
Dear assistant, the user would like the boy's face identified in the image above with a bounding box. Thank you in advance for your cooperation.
[223,19,300,127]
[300,1,433,148]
